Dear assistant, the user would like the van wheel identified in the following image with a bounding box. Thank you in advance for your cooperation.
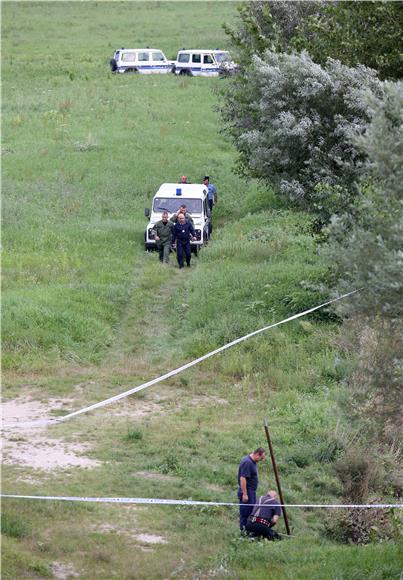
[110,58,117,72]
[180,69,191,76]
[125,68,138,74]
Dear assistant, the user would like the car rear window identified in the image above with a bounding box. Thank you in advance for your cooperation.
[121,52,137,62]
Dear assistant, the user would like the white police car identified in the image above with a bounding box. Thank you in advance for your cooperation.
[144,183,212,254]
[110,48,174,74]
[173,49,236,77]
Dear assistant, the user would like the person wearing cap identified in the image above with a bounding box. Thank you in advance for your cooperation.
[237,447,266,531]
[245,490,282,540]
[171,213,196,269]
[202,176,217,213]
[170,204,194,225]
[153,211,174,264]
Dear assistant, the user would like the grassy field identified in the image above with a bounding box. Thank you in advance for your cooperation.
[2,2,401,579]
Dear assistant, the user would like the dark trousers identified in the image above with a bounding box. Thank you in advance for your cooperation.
[245,520,281,540]
[176,239,191,268]
[238,489,256,531]
[208,199,214,212]
[157,242,170,263]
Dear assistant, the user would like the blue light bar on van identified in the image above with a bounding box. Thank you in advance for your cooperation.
[176,188,182,196]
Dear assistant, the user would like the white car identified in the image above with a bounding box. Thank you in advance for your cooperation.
[144,183,212,254]
[173,49,237,77]
[110,48,173,74]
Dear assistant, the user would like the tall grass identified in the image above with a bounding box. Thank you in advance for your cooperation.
[2,3,400,579]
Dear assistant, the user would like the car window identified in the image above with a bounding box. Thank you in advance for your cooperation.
[153,197,202,214]
[203,54,214,64]
[121,52,137,62]
[137,52,150,61]
[152,52,165,62]
[178,53,190,63]
[214,52,231,63]
[192,54,201,63]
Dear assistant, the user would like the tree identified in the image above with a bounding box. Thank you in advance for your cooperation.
[220,50,383,223]
[295,1,403,80]
[224,1,402,80]
[323,81,403,319]
[223,1,322,63]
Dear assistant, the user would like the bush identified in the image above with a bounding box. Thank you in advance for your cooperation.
[220,51,383,224]
[323,82,403,319]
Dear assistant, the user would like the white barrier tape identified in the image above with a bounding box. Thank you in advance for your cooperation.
[57,289,362,423]
[1,494,401,509]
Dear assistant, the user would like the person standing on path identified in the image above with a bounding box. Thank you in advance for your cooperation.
[237,447,266,531]
[202,176,217,213]
[153,211,173,264]
[171,213,196,269]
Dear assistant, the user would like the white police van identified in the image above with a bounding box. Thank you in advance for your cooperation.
[173,49,236,77]
[110,48,173,74]
[144,183,212,254]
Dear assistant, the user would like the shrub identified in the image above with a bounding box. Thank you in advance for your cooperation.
[220,51,383,224]
[323,81,403,320]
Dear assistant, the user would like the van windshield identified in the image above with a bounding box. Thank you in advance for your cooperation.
[214,52,231,63]
[153,197,202,214]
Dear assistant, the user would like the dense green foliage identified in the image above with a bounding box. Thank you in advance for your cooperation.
[294,1,403,81]
[323,82,403,320]
[220,50,383,223]
[225,1,403,80]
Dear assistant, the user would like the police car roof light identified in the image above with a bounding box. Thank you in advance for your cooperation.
[176,188,182,196]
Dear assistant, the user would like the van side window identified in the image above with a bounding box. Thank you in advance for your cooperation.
[122,52,136,62]
[203,54,213,64]
[152,52,164,61]
[192,54,201,63]
[178,53,190,63]
[138,52,150,61]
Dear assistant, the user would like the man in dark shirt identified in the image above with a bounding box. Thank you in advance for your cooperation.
[171,213,196,269]
[237,447,266,531]
[245,490,282,540]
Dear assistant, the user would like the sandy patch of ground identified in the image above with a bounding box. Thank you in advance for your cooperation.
[93,523,167,547]
[1,396,100,471]
[51,562,80,579]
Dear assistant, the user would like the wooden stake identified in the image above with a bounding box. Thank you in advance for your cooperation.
[263,418,291,536]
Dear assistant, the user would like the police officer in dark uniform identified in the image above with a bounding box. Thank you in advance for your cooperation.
[153,211,173,264]
[237,447,266,531]
[171,213,196,269]
[245,490,282,540]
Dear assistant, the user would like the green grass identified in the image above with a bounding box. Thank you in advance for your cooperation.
[2,2,401,578]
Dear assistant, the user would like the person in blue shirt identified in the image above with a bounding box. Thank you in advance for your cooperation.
[171,213,196,269]
[237,447,266,531]
[202,176,217,213]
[245,490,282,540]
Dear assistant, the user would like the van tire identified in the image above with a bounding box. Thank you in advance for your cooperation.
[110,58,117,72]
[179,69,191,76]
[124,68,139,74]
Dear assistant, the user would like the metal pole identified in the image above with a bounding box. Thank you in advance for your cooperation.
[263,418,291,536]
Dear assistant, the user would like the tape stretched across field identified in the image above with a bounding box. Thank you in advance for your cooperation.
[2,494,401,509]
[57,289,362,423]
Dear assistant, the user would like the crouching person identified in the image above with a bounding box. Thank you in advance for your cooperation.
[245,490,282,540]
